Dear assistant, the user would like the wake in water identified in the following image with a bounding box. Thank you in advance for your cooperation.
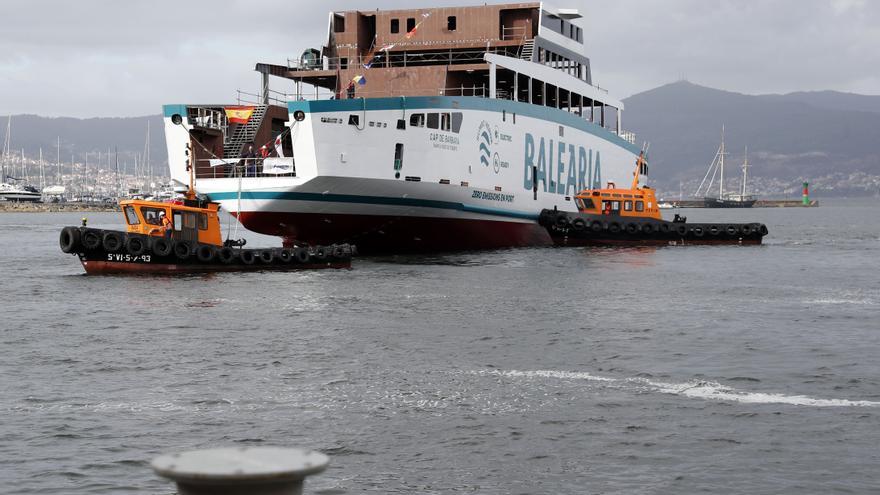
[476,369,880,408]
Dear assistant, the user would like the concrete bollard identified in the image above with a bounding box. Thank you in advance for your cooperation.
[151,446,329,495]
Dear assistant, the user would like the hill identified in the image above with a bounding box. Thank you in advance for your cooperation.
[622,82,880,191]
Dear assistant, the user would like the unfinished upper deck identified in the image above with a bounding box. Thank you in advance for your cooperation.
[256,2,603,103]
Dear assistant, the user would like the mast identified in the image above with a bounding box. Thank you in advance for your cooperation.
[114,146,120,198]
[718,126,725,200]
[2,116,11,182]
[39,148,44,196]
[56,136,61,186]
[741,146,749,198]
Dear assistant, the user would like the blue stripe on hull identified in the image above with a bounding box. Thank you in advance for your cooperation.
[208,191,540,221]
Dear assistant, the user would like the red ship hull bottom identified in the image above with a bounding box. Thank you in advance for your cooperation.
[236,211,552,254]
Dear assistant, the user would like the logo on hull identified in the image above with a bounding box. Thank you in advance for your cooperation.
[478,120,509,174]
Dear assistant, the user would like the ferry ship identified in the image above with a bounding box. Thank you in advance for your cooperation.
[163,2,645,253]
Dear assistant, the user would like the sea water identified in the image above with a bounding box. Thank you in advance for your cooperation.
[1,199,878,494]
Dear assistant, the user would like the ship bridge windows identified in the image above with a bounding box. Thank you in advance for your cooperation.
[407,18,416,32]
[410,113,425,127]
[447,16,457,31]
[636,201,645,212]
[391,18,400,34]
[333,13,345,33]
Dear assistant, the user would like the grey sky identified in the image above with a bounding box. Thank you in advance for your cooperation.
[2,0,877,118]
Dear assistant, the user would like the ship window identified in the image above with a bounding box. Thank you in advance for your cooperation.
[397,119,406,130]
[141,207,165,225]
[348,114,359,126]
[124,206,140,225]
[635,201,645,212]
[339,58,348,69]
[198,213,209,230]
[451,112,463,133]
[440,113,451,131]
[447,16,457,31]
[426,113,439,129]
[410,113,425,127]
[624,200,633,211]
[183,212,197,229]
[334,14,345,33]
[407,18,416,32]
[391,18,400,34]
[173,212,182,231]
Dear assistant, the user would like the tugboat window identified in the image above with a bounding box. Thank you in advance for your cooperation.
[124,206,140,225]
[410,113,425,127]
[581,198,595,209]
[141,207,164,225]
[426,113,439,129]
[635,201,645,212]
[391,19,400,33]
[198,213,209,230]
[624,200,633,211]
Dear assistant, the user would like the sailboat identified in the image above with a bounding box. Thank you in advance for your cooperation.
[0,116,41,202]
[694,127,756,208]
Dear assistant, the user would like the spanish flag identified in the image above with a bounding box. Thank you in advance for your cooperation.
[225,106,255,124]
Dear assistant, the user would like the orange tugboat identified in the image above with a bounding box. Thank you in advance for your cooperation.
[59,157,353,274]
[538,151,768,246]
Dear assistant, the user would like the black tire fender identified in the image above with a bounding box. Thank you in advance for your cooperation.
[59,227,81,253]
[102,232,124,252]
[151,237,173,257]
[278,249,293,263]
[641,223,656,234]
[294,247,310,263]
[608,222,621,234]
[571,218,587,231]
[259,249,275,264]
[196,244,216,263]
[82,229,102,250]
[675,224,688,236]
[240,250,256,265]
[691,226,705,237]
[173,241,192,260]
[313,245,328,261]
[590,221,603,233]
[217,247,235,264]
[126,236,147,256]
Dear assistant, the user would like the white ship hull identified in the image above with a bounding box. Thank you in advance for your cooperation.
[165,97,643,252]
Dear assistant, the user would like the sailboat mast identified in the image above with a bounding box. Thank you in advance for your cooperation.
[742,146,749,197]
[719,126,725,199]
[2,116,11,183]
[39,148,44,196]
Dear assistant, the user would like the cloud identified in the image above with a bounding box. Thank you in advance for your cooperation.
[1,0,878,117]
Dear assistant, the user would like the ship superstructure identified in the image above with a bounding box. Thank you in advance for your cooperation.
[163,2,645,252]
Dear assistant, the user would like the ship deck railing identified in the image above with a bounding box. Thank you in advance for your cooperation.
[286,46,523,73]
